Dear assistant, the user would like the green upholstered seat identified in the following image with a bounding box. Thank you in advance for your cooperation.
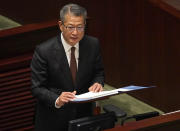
[0,15,21,30]
[98,84,164,124]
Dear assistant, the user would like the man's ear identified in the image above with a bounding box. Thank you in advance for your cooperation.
[58,21,63,32]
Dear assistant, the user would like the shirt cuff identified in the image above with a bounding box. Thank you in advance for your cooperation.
[55,97,62,108]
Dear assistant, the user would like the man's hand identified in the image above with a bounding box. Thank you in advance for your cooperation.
[56,91,76,107]
[89,83,103,92]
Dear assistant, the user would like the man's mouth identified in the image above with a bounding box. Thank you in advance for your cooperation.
[70,37,78,40]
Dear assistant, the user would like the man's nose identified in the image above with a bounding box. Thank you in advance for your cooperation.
[72,28,78,35]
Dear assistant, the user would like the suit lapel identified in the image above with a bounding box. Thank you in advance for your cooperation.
[53,35,74,88]
[76,38,86,87]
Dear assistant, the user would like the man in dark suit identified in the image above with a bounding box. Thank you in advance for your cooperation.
[31,3,104,131]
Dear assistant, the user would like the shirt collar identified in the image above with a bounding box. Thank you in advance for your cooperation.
[61,33,79,53]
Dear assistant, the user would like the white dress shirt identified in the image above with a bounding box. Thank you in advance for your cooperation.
[61,33,79,68]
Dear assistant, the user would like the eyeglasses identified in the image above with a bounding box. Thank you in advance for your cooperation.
[63,24,85,32]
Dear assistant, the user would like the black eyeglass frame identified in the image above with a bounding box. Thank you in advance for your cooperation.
[62,23,85,32]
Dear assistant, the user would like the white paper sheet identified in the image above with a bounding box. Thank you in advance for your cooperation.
[71,85,154,102]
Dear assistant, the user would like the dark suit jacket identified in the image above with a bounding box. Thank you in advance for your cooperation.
[31,34,104,131]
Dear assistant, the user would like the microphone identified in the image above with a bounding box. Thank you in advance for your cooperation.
[121,111,159,125]
[133,111,159,121]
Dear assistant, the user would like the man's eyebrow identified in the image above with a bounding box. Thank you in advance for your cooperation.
[66,24,74,26]
[67,24,84,27]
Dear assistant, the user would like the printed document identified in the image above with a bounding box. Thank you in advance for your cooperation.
[71,85,153,102]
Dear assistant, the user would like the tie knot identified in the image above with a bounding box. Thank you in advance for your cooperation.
[71,47,75,53]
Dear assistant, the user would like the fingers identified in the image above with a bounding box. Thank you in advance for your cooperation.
[57,91,76,106]
[61,92,75,101]
[89,83,103,92]
[72,91,76,95]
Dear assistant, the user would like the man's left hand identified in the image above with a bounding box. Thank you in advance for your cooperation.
[88,83,103,92]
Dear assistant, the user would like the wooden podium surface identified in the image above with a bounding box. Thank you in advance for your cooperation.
[105,111,180,131]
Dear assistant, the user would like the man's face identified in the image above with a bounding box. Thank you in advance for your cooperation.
[59,13,85,46]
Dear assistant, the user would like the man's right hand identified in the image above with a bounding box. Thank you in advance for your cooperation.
[56,91,76,107]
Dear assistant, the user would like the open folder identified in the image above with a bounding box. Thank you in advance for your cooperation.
[71,85,154,102]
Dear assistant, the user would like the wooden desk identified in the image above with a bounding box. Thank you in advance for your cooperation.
[105,111,180,131]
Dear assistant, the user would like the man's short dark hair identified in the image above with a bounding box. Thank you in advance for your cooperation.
[60,3,87,23]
